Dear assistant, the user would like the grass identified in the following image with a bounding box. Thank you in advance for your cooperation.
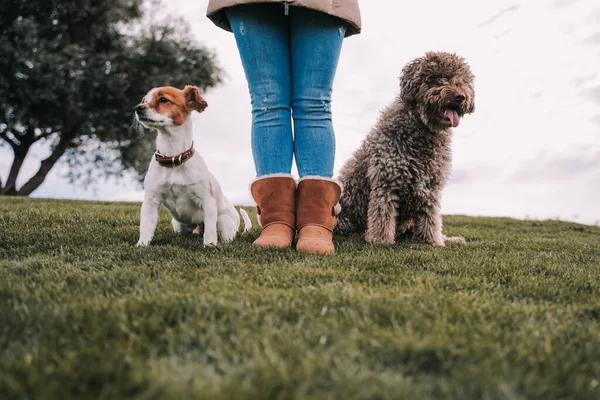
[0,197,599,400]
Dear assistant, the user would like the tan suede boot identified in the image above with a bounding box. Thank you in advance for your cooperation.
[295,177,342,255]
[250,175,296,248]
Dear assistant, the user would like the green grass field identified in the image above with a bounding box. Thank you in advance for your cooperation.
[1,197,599,400]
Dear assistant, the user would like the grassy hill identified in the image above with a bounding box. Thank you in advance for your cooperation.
[1,197,599,400]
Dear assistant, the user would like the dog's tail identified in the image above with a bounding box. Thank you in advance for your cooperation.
[239,208,252,233]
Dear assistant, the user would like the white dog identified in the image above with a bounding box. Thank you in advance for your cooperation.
[134,85,250,246]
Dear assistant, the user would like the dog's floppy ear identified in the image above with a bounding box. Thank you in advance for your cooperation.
[184,85,208,113]
[466,94,476,114]
[399,57,423,106]
[465,84,476,114]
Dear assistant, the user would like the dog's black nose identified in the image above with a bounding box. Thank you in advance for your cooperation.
[454,94,466,103]
[134,104,146,112]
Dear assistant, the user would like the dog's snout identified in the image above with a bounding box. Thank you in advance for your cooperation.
[454,94,466,103]
[134,104,146,112]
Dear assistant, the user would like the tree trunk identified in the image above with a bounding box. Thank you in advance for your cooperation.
[1,146,31,195]
[15,137,70,196]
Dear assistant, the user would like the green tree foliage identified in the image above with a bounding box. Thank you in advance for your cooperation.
[0,0,222,195]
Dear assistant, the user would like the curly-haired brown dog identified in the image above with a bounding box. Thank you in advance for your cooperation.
[335,51,475,246]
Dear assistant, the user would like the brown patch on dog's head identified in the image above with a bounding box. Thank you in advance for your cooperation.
[138,86,207,126]
[399,52,475,132]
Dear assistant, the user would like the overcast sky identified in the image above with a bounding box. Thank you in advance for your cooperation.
[2,0,599,225]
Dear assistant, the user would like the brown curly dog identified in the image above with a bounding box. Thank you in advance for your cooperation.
[335,51,475,246]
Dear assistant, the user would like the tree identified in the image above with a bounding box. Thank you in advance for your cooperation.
[0,0,222,195]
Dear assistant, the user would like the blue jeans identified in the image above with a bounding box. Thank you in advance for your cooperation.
[226,4,346,178]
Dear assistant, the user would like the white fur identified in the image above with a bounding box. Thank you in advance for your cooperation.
[298,175,344,190]
[135,94,249,247]
[143,89,156,103]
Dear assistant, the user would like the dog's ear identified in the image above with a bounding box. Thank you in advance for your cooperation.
[184,85,208,113]
[465,85,476,114]
[466,95,475,114]
[399,57,423,106]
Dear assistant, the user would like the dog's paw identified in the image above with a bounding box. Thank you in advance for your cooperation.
[412,235,444,246]
[427,237,446,247]
[219,233,235,244]
[365,231,395,245]
[219,225,237,243]
[203,235,218,247]
[136,240,150,247]
[444,236,467,246]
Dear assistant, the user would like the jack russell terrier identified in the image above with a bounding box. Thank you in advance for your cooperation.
[133,85,250,246]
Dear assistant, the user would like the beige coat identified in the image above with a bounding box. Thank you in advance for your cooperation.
[206,0,361,37]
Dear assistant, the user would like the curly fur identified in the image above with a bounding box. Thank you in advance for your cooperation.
[335,52,475,246]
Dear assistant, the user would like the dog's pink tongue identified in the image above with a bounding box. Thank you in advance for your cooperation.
[444,110,460,128]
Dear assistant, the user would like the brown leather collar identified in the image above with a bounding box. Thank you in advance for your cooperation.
[154,142,195,167]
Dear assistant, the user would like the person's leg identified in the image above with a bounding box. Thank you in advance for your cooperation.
[289,7,346,178]
[227,4,296,248]
[226,4,293,176]
[288,8,346,254]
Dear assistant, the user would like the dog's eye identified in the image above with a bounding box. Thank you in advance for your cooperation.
[159,97,169,104]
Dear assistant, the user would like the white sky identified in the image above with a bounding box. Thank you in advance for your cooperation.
[2,0,599,225]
